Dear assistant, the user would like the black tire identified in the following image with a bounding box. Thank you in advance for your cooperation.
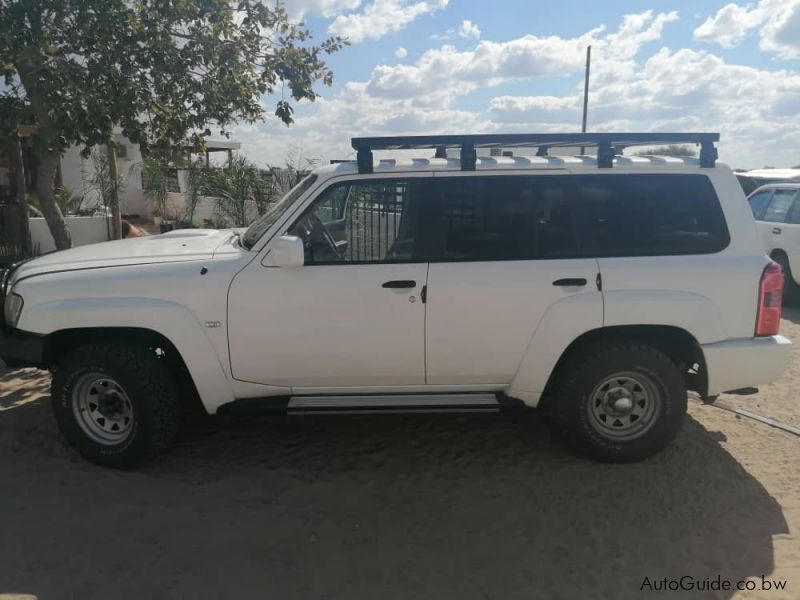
[51,342,181,468]
[773,253,799,304]
[550,340,686,463]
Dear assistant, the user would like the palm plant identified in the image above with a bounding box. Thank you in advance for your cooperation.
[200,154,275,227]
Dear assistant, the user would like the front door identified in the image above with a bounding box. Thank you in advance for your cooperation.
[228,176,429,388]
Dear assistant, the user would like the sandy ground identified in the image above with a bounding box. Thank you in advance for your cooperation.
[1,322,799,599]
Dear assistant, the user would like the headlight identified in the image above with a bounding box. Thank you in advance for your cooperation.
[3,292,23,328]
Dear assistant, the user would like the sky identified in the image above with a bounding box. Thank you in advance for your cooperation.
[230,0,800,170]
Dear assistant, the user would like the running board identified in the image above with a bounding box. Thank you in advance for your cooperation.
[287,393,500,415]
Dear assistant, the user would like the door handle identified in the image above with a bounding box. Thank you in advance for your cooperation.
[773,227,782,234]
[382,280,416,289]
[553,278,587,287]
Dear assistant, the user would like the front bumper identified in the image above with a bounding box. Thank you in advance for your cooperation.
[0,263,44,368]
[0,326,45,368]
[702,335,792,396]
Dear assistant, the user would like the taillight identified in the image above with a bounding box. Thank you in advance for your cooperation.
[755,262,783,336]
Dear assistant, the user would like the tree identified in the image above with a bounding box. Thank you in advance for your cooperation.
[0,1,345,249]
[634,145,697,158]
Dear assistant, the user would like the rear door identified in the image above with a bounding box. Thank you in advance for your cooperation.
[747,188,774,250]
[422,173,602,385]
[761,188,795,253]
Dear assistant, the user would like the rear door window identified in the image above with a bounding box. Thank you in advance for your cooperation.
[748,190,773,220]
[765,189,799,223]
[573,174,730,256]
[422,176,579,261]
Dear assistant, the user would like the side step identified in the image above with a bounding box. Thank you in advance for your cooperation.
[287,393,500,415]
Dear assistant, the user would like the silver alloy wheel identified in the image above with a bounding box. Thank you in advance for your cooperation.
[587,371,661,441]
[71,372,134,445]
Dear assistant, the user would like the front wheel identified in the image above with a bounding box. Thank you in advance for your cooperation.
[550,340,687,462]
[51,342,182,468]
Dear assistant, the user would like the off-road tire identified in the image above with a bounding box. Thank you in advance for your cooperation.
[550,340,687,462]
[51,342,181,468]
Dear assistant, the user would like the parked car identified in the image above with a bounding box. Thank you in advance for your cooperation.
[747,182,800,298]
[736,168,800,195]
[0,133,791,468]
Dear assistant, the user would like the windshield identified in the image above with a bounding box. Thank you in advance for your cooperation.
[241,174,318,249]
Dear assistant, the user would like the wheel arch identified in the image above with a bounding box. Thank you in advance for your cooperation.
[542,325,708,400]
[44,327,206,414]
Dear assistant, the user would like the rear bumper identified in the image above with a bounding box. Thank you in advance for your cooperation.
[702,335,792,396]
[0,327,45,368]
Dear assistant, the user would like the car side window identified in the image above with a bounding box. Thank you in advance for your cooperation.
[573,174,729,256]
[763,190,796,223]
[287,178,422,264]
[748,191,773,220]
[787,193,800,224]
[423,176,579,262]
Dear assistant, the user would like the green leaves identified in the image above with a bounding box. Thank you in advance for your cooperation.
[0,0,345,154]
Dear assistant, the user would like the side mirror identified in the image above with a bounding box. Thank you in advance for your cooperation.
[264,235,305,268]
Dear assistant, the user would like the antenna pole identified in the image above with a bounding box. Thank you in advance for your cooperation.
[580,45,591,155]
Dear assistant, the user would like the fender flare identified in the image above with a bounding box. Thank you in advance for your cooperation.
[507,292,603,406]
[20,297,235,412]
[507,289,720,407]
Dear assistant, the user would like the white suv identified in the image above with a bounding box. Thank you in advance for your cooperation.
[747,183,800,298]
[0,133,791,468]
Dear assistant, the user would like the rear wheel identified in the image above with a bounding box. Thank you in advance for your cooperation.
[51,342,181,468]
[550,340,687,462]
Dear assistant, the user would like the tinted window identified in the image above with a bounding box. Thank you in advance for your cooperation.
[748,190,773,220]
[763,189,795,223]
[786,192,800,224]
[574,174,729,256]
[289,179,422,264]
[764,190,794,223]
[425,176,578,261]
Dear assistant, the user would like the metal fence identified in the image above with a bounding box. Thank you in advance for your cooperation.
[0,203,27,266]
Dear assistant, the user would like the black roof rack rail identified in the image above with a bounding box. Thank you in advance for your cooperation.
[351,132,720,173]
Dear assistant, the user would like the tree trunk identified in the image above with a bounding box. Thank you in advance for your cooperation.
[106,142,122,239]
[7,129,32,257]
[34,151,71,250]
[15,59,72,251]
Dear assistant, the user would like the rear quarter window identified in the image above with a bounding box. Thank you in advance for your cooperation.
[573,174,730,257]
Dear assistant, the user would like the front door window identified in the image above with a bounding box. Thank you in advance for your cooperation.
[288,179,423,264]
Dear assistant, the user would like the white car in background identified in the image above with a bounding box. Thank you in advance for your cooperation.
[748,183,800,298]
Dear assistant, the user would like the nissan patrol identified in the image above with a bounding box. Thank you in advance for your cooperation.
[0,133,791,468]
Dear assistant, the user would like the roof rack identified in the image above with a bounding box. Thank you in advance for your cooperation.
[351,132,720,173]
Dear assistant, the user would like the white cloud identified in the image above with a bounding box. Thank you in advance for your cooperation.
[693,3,761,48]
[693,0,800,59]
[234,9,800,170]
[458,20,481,40]
[433,19,482,41]
[395,46,408,58]
[328,0,449,44]
[281,0,362,19]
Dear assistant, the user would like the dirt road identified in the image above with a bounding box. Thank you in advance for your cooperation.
[1,318,799,599]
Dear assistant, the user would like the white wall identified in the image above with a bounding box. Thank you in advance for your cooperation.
[30,216,111,254]
[60,134,149,218]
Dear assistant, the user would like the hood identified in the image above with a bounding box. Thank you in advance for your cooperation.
[12,229,240,282]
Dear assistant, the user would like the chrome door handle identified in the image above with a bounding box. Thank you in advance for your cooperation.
[773,227,782,234]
